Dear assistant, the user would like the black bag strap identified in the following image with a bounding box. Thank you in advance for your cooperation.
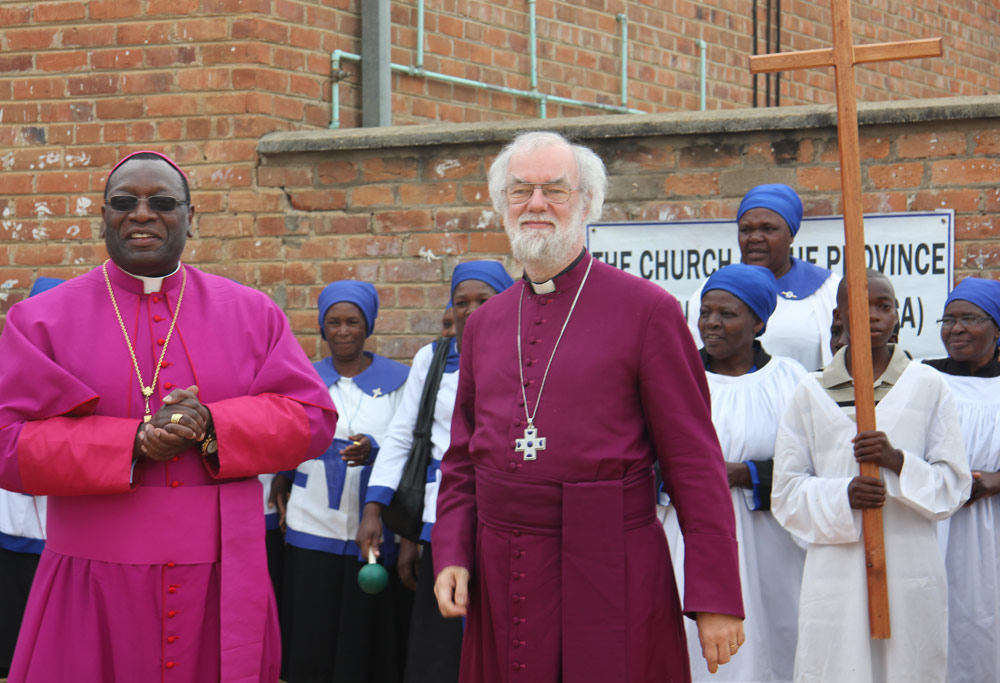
[412,337,452,442]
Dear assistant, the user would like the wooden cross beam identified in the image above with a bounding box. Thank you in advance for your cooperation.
[749,1,942,640]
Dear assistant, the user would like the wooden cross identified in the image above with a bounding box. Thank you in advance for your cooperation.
[749,1,942,640]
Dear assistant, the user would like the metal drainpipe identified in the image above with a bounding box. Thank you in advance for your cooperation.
[330,50,341,129]
[617,14,628,108]
[417,0,424,72]
[697,39,707,111]
[529,0,546,118]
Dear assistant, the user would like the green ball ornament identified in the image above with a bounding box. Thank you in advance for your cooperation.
[358,548,389,595]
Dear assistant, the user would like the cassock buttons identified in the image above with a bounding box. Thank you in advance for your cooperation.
[170,456,180,463]
[512,617,520,625]
[168,585,178,594]
[171,480,183,488]
[512,572,521,581]
[512,550,521,558]
[511,594,520,603]
[507,462,517,471]
[512,662,521,671]
[166,562,176,568]
[153,315,164,322]
[165,661,176,669]
[157,338,166,346]
[152,295,161,304]
[160,361,170,368]
[167,610,178,618]
[167,636,178,644]
[164,382,175,390]
[512,639,521,648]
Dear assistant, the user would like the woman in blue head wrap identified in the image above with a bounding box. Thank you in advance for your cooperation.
[356,260,513,683]
[666,263,807,683]
[924,276,1000,683]
[274,279,412,683]
[688,184,840,371]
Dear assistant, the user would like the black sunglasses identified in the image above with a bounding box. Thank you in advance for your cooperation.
[105,195,189,213]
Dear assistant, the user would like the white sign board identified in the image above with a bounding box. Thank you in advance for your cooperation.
[587,211,954,359]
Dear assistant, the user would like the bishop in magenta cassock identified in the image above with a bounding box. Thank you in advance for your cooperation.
[432,131,745,683]
[0,151,337,682]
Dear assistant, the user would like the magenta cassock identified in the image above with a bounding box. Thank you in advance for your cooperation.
[0,263,337,682]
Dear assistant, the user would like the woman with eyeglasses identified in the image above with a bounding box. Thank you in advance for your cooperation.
[923,277,1000,683]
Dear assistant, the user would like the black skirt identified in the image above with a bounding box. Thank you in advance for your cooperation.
[0,546,41,674]
[280,544,413,683]
[403,543,463,683]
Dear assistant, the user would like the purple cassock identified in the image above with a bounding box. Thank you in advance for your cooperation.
[0,263,337,682]
[433,251,743,683]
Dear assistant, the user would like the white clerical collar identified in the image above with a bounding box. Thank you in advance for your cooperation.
[116,262,181,294]
[529,279,556,294]
[524,249,587,294]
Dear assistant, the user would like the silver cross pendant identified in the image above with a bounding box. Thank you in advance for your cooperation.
[515,424,546,461]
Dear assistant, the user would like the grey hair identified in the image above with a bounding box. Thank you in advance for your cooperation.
[487,131,607,224]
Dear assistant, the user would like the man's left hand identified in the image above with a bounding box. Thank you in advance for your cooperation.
[137,385,209,461]
[852,430,903,475]
[695,612,744,674]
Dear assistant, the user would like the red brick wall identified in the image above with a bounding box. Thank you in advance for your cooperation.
[256,103,1000,360]
[0,0,338,310]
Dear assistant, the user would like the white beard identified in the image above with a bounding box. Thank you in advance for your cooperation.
[504,207,584,272]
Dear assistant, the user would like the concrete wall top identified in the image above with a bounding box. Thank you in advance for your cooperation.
[259,95,1000,156]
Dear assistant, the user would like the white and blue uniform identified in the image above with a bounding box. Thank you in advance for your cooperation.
[285,353,408,559]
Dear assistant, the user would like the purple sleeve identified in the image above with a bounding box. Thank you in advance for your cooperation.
[206,302,338,478]
[639,292,744,619]
[0,303,119,495]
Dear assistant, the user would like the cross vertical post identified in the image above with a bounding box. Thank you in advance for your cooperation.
[749,0,942,639]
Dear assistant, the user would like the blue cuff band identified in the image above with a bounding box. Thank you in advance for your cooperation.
[746,460,761,511]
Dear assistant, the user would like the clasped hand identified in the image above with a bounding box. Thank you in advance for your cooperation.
[134,385,210,462]
[847,430,902,509]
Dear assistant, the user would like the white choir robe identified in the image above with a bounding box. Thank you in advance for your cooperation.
[935,374,1000,683]
[663,355,806,683]
[772,362,971,683]
[367,340,459,541]
[688,270,839,372]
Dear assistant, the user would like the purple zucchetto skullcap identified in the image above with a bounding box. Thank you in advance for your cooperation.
[318,280,379,338]
[945,277,1000,340]
[737,184,804,237]
[109,150,189,182]
[703,263,779,336]
[450,261,515,303]
[29,277,64,298]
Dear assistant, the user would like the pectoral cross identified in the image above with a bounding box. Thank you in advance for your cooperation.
[749,0,942,639]
[515,423,546,461]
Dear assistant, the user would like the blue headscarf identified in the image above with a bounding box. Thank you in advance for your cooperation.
[29,277,64,297]
[450,261,515,302]
[317,280,379,338]
[945,277,1000,333]
[737,184,804,237]
[703,264,779,336]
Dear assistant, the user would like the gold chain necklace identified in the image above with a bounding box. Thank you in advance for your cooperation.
[102,260,187,421]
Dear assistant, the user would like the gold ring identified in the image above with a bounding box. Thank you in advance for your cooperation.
[170,413,183,424]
